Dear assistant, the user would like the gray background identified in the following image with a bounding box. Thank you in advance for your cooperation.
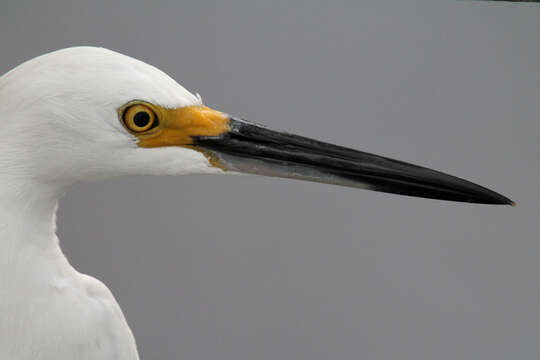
[1,1,538,359]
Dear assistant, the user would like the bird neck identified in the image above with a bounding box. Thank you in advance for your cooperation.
[0,178,66,272]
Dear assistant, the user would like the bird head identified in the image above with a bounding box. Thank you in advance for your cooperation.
[0,47,512,205]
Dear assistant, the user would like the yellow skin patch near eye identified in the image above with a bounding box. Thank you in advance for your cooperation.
[119,101,231,169]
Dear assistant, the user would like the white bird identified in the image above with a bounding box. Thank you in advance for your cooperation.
[0,47,513,359]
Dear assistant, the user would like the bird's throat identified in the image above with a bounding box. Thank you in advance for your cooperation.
[0,180,70,284]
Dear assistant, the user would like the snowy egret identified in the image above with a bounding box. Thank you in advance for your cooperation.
[0,47,512,359]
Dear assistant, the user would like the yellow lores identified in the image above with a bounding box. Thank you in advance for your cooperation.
[119,101,230,147]
[119,101,231,168]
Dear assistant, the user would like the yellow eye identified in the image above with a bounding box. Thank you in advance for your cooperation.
[123,104,158,133]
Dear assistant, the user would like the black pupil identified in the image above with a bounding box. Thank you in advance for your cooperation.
[133,111,150,128]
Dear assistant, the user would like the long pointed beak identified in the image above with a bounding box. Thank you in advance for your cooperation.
[193,117,513,205]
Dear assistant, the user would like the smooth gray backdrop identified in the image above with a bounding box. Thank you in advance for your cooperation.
[1,1,538,359]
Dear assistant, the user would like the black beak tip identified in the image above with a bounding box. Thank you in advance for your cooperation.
[490,198,515,206]
[477,192,515,206]
[505,199,516,207]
